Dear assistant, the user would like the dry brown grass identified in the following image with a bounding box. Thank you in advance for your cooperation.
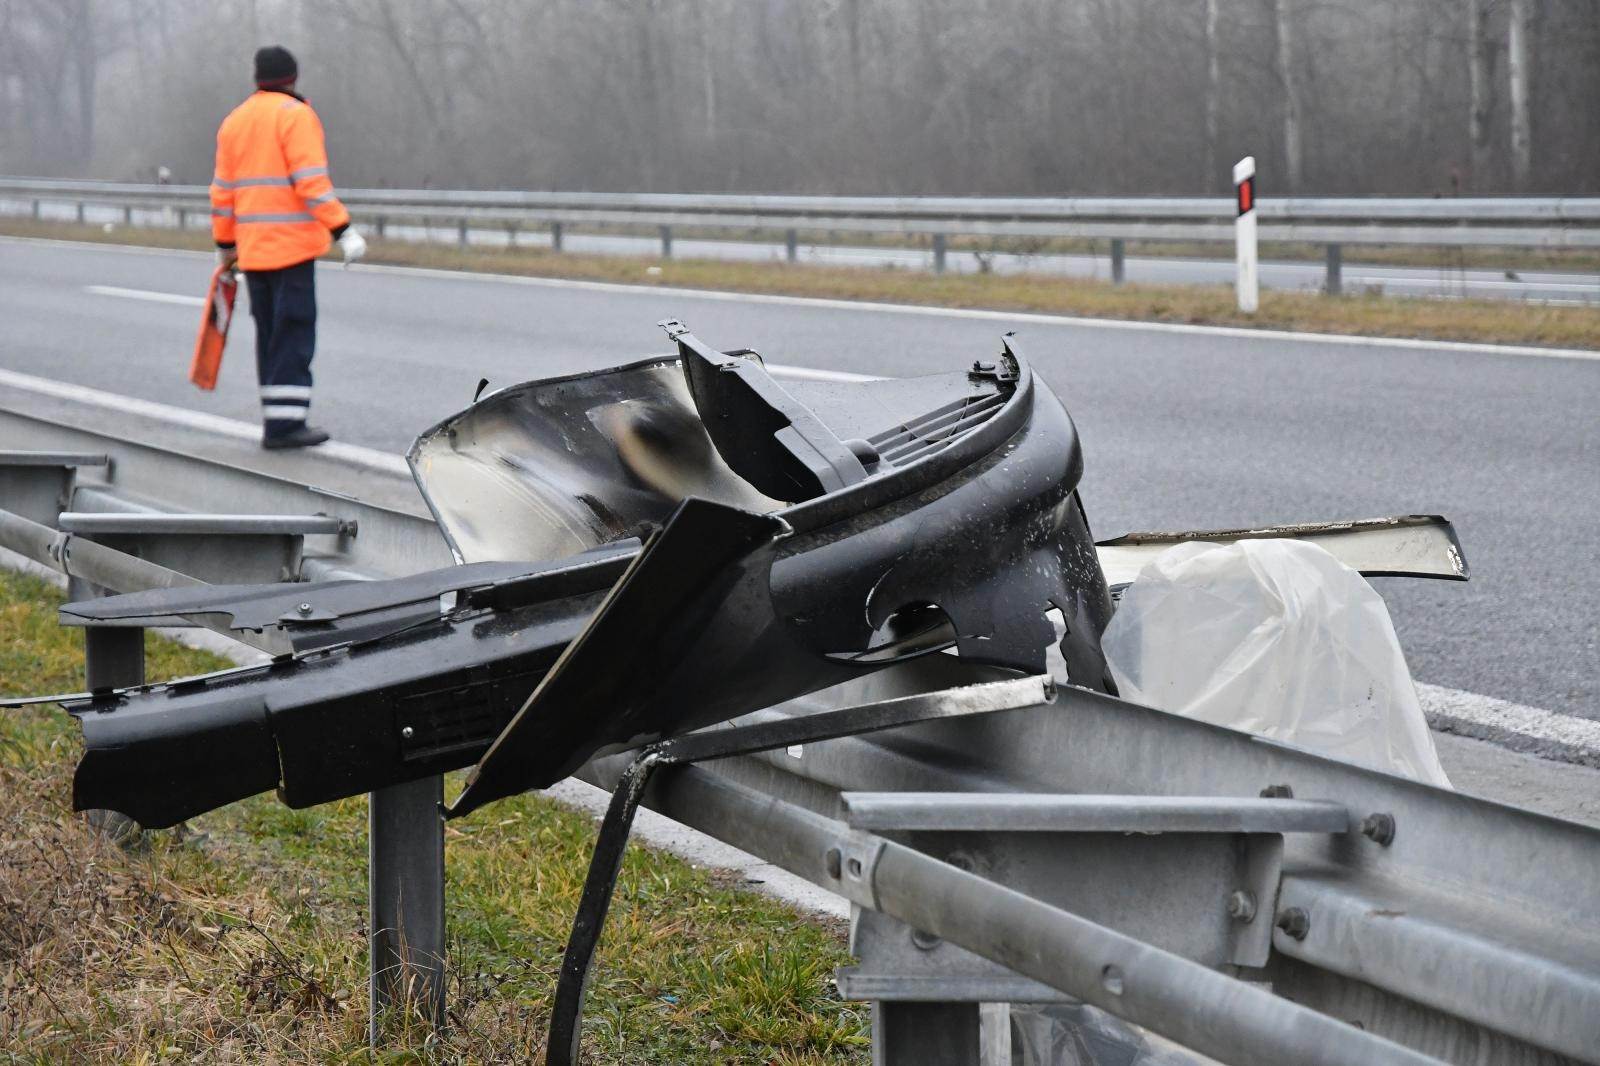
[4,217,1596,352]
[0,569,866,1063]
[0,777,363,1062]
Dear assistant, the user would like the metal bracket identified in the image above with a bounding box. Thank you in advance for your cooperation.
[0,450,108,526]
[825,831,887,910]
[834,792,1319,970]
[57,511,349,586]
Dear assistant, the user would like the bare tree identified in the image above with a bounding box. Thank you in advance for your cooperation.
[1507,0,1533,188]
[1273,0,1304,191]
[3,0,1596,196]
[1467,0,1495,186]
[1204,0,1222,189]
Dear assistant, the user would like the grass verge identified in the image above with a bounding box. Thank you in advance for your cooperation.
[0,568,867,1063]
[4,217,1596,352]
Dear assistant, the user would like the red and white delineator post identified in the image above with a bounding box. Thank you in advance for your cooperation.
[1233,156,1259,313]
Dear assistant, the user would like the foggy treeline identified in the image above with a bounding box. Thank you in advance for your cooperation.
[2,0,1596,197]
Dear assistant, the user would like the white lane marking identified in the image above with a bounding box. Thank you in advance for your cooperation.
[0,366,410,477]
[341,260,1600,363]
[7,234,1597,363]
[84,284,205,307]
[1418,683,1600,757]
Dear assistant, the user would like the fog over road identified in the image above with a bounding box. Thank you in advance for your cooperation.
[2,235,1596,725]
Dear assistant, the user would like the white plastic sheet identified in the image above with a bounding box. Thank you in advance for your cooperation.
[1100,538,1450,787]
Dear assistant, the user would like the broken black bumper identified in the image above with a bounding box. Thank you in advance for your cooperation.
[53,325,1115,826]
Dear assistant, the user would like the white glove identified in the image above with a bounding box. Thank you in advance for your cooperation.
[338,228,367,266]
[217,246,238,270]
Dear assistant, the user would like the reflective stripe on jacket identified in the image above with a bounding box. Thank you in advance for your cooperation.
[210,91,350,271]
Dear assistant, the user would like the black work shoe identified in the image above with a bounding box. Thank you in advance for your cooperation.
[262,425,331,450]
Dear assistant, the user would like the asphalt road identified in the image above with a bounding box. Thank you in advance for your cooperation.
[1,236,1596,723]
[11,200,1599,304]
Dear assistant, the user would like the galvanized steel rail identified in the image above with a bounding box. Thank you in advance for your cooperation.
[4,176,1597,286]
[1,398,1597,1065]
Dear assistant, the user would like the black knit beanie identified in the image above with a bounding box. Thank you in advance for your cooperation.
[254,46,298,88]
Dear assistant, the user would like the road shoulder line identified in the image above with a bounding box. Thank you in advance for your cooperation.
[6,233,1597,363]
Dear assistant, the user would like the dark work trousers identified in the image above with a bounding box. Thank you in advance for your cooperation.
[245,258,318,440]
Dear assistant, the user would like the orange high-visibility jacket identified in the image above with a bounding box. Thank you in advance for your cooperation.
[210,90,350,271]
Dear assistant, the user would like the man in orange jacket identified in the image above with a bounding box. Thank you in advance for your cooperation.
[211,46,366,449]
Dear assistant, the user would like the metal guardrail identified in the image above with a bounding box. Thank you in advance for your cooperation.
[1,399,1598,1065]
[4,176,1597,288]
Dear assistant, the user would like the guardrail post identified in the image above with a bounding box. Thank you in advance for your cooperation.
[1110,238,1126,284]
[457,218,469,246]
[76,576,144,693]
[932,234,947,274]
[75,202,85,225]
[1325,243,1343,295]
[85,625,144,692]
[176,208,187,231]
[785,228,799,263]
[31,199,40,220]
[75,575,146,845]
[376,216,387,239]
[369,774,446,1042]
[504,222,519,248]
[123,205,133,226]
[551,221,564,252]
[874,1002,981,1065]
[659,224,673,258]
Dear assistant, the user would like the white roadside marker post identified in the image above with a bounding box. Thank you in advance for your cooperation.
[1234,155,1259,314]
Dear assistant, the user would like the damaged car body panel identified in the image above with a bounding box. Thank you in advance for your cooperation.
[68,556,624,827]
[449,327,1116,814]
[46,323,1117,826]
[1095,514,1469,589]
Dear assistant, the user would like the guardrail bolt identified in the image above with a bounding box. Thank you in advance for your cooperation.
[297,602,313,616]
[910,927,941,951]
[1260,784,1294,798]
[1276,907,1311,940]
[1226,890,1258,923]
[1360,812,1396,846]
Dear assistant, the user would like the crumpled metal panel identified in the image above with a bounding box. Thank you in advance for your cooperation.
[407,357,784,564]
[447,330,1114,816]
[27,326,1117,827]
